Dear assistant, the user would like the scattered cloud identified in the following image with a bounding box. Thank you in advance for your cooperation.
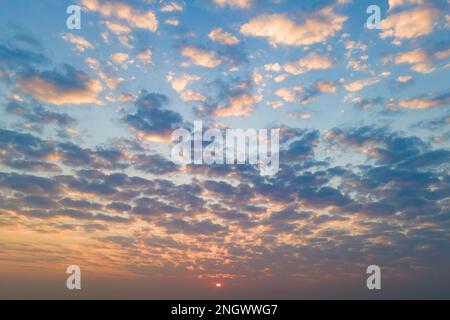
[160,1,184,12]
[213,92,261,117]
[18,65,103,105]
[81,0,158,32]
[61,33,94,52]
[180,46,222,68]
[209,28,240,45]
[380,6,439,41]
[240,7,346,47]
[284,52,335,75]
[212,0,252,9]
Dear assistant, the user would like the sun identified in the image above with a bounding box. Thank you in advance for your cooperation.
[215,283,222,288]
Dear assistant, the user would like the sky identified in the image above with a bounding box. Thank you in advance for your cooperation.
[0,0,449,299]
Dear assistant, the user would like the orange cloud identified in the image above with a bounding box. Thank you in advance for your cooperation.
[208,28,240,45]
[380,6,439,40]
[240,7,346,47]
[212,0,252,9]
[213,93,261,117]
[82,0,158,32]
[18,69,103,105]
[181,46,222,68]
[284,52,335,75]
[61,34,94,52]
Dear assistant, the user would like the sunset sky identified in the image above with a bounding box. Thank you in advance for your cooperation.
[0,0,450,299]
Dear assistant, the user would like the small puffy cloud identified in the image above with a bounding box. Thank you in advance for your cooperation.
[264,63,282,72]
[18,65,103,105]
[275,87,301,103]
[394,49,428,64]
[212,0,252,9]
[380,6,439,41]
[104,21,131,35]
[124,92,184,142]
[396,93,450,110]
[284,52,335,75]
[213,92,261,117]
[160,1,184,12]
[268,101,284,109]
[240,7,346,47]
[81,0,158,32]
[391,49,435,74]
[137,49,153,65]
[388,0,424,10]
[274,74,287,83]
[251,69,265,87]
[434,48,450,60]
[166,72,200,93]
[180,90,207,102]
[316,81,337,93]
[6,100,76,131]
[344,78,379,92]
[180,46,222,68]
[396,75,413,83]
[165,18,180,26]
[410,63,436,74]
[61,33,94,52]
[100,73,124,90]
[110,52,130,64]
[287,111,312,120]
[208,28,240,45]
[109,52,133,68]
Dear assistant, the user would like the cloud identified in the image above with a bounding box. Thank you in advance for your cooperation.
[137,49,153,65]
[324,126,427,164]
[160,1,184,12]
[275,86,302,103]
[284,52,335,75]
[394,49,428,64]
[124,92,185,142]
[132,154,178,175]
[396,75,413,83]
[389,49,437,73]
[208,28,240,45]
[0,172,60,195]
[388,0,424,10]
[6,100,76,130]
[295,81,338,104]
[167,72,200,92]
[18,65,103,105]
[61,33,94,52]
[212,0,252,9]
[264,63,282,72]
[165,18,180,26]
[351,96,384,109]
[344,77,379,92]
[240,7,346,47]
[180,90,207,102]
[0,44,47,73]
[396,92,450,109]
[380,6,439,41]
[180,46,222,68]
[160,218,226,235]
[316,81,337,93]
[110,52,133,66]
[104,21,131,35]
[213,92,261,117]
[81,0,158,32]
